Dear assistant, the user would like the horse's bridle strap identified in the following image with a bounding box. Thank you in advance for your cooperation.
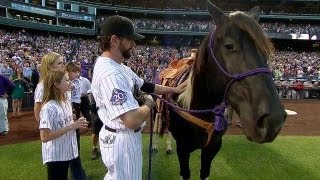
[175,109,214,147]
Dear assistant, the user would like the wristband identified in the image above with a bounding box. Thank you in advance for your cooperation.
[141,82,155,93]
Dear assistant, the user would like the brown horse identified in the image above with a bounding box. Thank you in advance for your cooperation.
[166,1,287,179]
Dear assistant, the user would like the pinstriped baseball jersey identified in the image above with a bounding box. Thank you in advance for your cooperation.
[34,82,71,103]
[92,57,144,131]
[39,100,78,164]
[71,79,81,103]
[92,56,145,180]
[34,82,44,103]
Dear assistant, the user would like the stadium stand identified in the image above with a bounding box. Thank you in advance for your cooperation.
[0,0,319,112]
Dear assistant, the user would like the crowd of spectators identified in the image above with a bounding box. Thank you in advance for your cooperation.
[97,17,320,35]
[271,51,320,99]
[58,19,94,29]
[132,19,213,32]
[271,51,320,81]
[0,28,319,102]
[4,9,320,34]
[262,22,320,35]
[83,0,320,14]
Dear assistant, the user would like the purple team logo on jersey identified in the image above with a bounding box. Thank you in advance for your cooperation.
[110,88,127,105]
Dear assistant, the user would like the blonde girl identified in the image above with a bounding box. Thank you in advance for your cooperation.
[34,52,65,121]
[34,52,87,180]
[39,69,88,180]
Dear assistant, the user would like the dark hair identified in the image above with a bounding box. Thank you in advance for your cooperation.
[97,35,112,52]
[65,62,80,72]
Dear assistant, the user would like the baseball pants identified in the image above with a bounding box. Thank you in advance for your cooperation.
[99,127,142,180]
[0,99,9,133]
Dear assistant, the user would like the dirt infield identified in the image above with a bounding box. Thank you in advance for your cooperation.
[1,100,319,146]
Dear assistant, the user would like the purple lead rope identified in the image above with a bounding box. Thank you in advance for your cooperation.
[150,93,228,132]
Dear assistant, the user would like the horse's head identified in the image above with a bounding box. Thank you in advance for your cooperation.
[205,0,286,143]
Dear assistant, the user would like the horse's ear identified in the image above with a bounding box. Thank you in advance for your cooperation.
[206,0,228,26]
[249,6,260,21]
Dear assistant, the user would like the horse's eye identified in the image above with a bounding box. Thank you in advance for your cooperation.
[224,44,234,51]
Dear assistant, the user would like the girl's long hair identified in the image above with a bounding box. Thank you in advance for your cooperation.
[39,52,61,82]
[42,69,67,105]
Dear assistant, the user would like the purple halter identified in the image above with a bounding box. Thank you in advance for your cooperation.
[207,27,272,131]
[151,27,272,132]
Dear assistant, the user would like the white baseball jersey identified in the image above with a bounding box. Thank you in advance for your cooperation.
[34,82,44,103]
[71,79,81,103]
[35,82,71,103]
[92,57,144,130]
[91,56,144,180]
[39,100,78,164]
[79,76,91,95]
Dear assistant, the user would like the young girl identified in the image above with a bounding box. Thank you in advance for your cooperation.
[34,52,65,122]
[35,52,87,180]
[39,69,88,180]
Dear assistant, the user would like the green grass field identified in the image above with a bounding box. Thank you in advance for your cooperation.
[0,135,319,180]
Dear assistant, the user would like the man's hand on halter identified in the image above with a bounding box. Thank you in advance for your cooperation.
[133,84,155,110]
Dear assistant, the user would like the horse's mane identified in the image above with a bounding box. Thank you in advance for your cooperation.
[177,11,275,109]
[177,35,209,109]
[229,11,275,58]
[177,71,193,109]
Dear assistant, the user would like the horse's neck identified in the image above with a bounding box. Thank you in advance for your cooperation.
[177,73,224,112]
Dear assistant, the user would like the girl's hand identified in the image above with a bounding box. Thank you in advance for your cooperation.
[71,117,88,129]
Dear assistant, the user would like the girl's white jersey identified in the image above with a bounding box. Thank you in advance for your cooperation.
[39,100,78,164]
[34,82,44,103]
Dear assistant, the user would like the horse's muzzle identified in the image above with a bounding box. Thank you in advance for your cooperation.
[251,112,287,143]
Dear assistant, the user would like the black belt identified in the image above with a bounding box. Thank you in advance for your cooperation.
[105,126,141,133]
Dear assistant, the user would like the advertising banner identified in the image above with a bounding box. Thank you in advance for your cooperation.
[11,3,56,16]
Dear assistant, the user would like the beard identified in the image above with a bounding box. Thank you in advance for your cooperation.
[119,43,132,59]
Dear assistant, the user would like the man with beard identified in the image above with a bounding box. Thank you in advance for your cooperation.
[91,15,186,180]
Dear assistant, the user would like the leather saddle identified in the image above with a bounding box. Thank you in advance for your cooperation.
[159,57,194,87]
